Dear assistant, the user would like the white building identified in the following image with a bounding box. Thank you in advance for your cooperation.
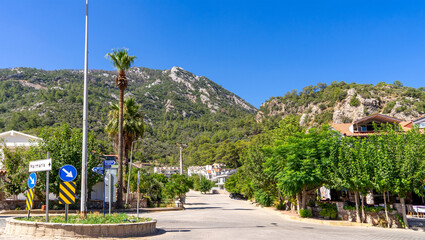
[0,130,41,169]
[0,130,44,200]
[154,166,180,178]
[187,163,236,190]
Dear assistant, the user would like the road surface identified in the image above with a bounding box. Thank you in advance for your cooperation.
[1,191,424,239]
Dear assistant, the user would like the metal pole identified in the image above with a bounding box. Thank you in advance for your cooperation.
[103,161,105,216]
[137,171,140,220]
[65,204,69,222]
[109,173,112,215]
[81,0,89,218]
[26,190,30,219]
[46,152,50,222]
[179,146,183,174]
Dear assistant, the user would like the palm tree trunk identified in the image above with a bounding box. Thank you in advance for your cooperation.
[116,89,124,208]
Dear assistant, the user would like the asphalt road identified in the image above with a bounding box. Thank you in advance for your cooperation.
[145,191,425,240]
[0,191,424,239]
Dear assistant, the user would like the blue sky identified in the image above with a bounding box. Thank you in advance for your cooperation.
[1,1,424,108]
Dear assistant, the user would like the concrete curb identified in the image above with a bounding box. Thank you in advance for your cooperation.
[278,213,373,227]
[0,207,184,215]
[5,217,157,238]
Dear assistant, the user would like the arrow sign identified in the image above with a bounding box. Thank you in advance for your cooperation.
[59,165,77,182]
[104,160,116,166]
[92,167,104,175]
[28,173,37,189]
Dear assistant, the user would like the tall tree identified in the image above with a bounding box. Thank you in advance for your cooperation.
[106,48,136,208]
[105,97,144,171]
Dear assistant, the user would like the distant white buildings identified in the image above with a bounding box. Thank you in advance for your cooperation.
[188,163,236,190]
[154,166,180,178]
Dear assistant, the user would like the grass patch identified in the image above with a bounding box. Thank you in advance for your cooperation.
[18,212,152,224]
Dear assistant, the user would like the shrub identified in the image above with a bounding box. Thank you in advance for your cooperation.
[299,209,312,218]
[343,205,355,210]
[254,190,274,207]
[350,94,360,107]
[276,202,286,210]
[319,203,338,220]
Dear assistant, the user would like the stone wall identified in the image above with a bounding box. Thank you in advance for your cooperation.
[5,217,157,238]
[339,209,403,228]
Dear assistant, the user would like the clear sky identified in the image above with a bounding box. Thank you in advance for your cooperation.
[1,1,424,108]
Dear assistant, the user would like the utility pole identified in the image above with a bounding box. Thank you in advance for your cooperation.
[80,0,89,218]
[179,145,183,174]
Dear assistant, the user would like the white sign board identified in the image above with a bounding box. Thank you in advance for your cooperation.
[29,159,52,172]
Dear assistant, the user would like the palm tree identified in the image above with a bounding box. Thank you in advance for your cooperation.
[105,48,136,208]
[105,97,144,171]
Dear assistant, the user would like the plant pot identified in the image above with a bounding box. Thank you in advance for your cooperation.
[41,205,46,211]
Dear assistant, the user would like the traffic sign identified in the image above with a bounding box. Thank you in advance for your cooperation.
[104,160,116,166]
[59,165,77,182]
[59,181,76,204]
[25,188,34,210]
[27,173,37,189]
[29,159,52,172]
[92,167,104,175]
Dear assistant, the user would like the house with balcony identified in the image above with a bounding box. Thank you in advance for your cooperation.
[330,113,412,137]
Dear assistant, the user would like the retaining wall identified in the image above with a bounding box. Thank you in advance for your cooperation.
[5,217,157,238]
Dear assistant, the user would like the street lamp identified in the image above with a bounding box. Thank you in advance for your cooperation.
[80,0,89,218]
[125,139,144,205]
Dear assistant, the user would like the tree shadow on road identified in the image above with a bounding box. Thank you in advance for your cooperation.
[185,207,222,210]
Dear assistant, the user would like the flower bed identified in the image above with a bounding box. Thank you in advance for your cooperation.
[5,214,157,238]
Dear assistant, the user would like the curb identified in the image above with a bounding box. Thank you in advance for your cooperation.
[278,213,373,227]
[0,207,184,215]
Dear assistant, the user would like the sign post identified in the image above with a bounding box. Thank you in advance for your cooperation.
[58,165,77,223]
[137,171,140,220]
[26,173,36,219]
[29,158,51,221]
[59,181,76,222]
[46,152,50,222]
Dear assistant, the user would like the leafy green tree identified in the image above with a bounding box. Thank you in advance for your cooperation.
[197,176,215,194]
[273,126,331,212]
[328,136,374,223]
[377,126,425,228]
[0,125,104,201]
[163,174,193,205]
[106,48,137,208]
[0,146,32,196]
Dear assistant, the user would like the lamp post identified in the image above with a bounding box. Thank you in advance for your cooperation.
[80,0,89,218]
[125,139,144,205]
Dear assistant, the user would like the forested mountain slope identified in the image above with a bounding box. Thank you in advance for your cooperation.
[0,67,257,164]
[257,81,425,126]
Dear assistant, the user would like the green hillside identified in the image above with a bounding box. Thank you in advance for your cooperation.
[0,67,258,165]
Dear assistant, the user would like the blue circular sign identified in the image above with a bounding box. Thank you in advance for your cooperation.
[28,172,37,189]
[59,165,77,182]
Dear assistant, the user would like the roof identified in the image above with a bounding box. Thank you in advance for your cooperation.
[0,130,41,148]
[413,115,425,123]
[331,121,412,137]
[353,113,403,125]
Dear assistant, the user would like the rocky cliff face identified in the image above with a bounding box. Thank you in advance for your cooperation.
[257,83,424,125]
